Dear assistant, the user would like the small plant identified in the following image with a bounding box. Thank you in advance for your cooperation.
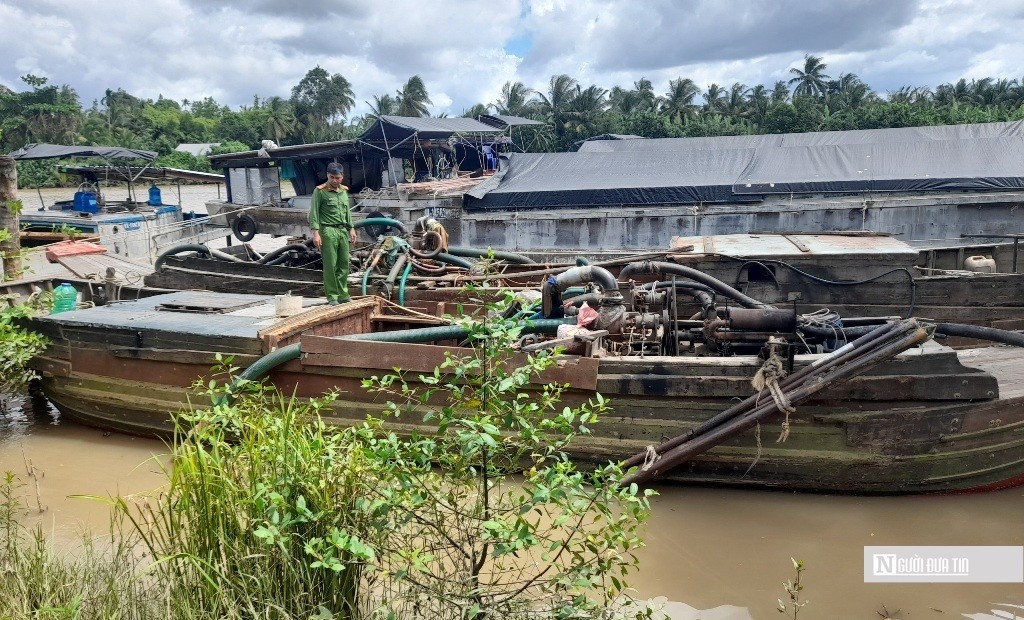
[358,292,653,619]
[115,359,374,619]
[0,297,48,404]
[51,223,81,239]
[777,557,809,618]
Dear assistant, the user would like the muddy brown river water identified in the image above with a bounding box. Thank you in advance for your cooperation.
[1,393,1021,619]
[5,183,1024,617]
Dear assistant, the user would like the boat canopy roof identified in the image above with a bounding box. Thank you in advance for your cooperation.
[466,121,1024,211]
[358,115,503,144]
[478,114,545,128]
[8,143,157,161]
[61,165,224,184]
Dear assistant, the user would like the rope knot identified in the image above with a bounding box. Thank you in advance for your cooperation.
[752,346,796,443]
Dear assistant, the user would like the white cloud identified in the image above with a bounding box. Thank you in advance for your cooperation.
[0,0,1022,117]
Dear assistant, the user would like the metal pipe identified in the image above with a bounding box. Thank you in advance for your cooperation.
[620,261,770,309]
[622,320,905,470]
[553,265,620,293]
[622,321,931,486]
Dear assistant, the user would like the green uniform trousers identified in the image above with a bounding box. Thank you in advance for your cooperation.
[320,226,351,302]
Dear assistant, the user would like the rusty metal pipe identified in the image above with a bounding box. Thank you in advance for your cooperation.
[620,261,771,309]
[622,320,906,470]
[622,321,930,486]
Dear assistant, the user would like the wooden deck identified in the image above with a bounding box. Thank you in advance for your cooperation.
[957,345,1024,399]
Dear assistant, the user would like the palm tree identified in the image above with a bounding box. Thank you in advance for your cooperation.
[788,54,830,97]
[747,84,771,125]
[367,94,398,118]
[461,103,489,118]
[828,73,872,110]
[934,79,973,106]
[492,81,537,116]
[723,82,751,118]
[771,80,790,105]
[536,74,579,137]
[661,77,700,123]
[564,85,607,135]
[265,96,297,144]
[396,76,432,117]
[702,83,726,114]
[608,86,643,115]
[633,77,658,112]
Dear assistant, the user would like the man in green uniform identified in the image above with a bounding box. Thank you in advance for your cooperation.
[309,162,358,305]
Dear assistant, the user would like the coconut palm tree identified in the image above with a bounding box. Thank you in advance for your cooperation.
[492,81,537,116]
[461,103,489,118]
[788,54,830,97]
[536,74,579,137]
[722,82,751,118]
[367,94,398,118]
[633,77,659,112]
[702,83,726,114]
[747,84,771,125]
[933,79,973,106]
[771,81,790,105]
[395,76,432,117]
[564,85,607,135]
[608,86,643,115]
[661,77,700,123]
[828,73,873,110]
[265,96,298,144]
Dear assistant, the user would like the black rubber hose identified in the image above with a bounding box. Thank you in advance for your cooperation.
[154,244,211,270]
[641,280,717,294]
[446,246,536,265]
[620,261,770,309]
[257,244,310,265]
[353,217,408,235]
[435,253,475,269]
[935,323,1024,347]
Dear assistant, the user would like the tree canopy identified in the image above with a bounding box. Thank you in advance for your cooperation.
[5,55,1024,182]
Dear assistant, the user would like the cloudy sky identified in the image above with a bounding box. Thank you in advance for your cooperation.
[2,0,1023,117]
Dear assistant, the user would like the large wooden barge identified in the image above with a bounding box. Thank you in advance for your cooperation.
[27,288,1024,495]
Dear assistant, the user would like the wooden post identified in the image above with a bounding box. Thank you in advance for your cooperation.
[0,156,22,280]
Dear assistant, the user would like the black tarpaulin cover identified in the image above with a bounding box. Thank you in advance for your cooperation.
[466,149,760,209]
[8,143,157,161]
[358,116,502,143]
[733,138,1024,194]
[576,120,1024,152]
[478,114,545,128]
[466,121,1024,211]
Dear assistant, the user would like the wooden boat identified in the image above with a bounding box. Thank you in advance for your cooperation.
[144,232,1024,332]
[27,287,1024,495]
[8,144,224,261]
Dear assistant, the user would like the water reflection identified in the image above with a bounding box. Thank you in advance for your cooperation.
[0,391,59,439]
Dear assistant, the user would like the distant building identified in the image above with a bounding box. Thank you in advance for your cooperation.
[175,143,220,157]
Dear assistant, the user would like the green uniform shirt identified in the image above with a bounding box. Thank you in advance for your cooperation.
[308,183,352,230]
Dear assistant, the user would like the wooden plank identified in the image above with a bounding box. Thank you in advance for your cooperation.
[300,336,600,390]
[109,346,260,367]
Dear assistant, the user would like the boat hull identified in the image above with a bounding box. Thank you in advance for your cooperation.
[33,330,1024,495]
